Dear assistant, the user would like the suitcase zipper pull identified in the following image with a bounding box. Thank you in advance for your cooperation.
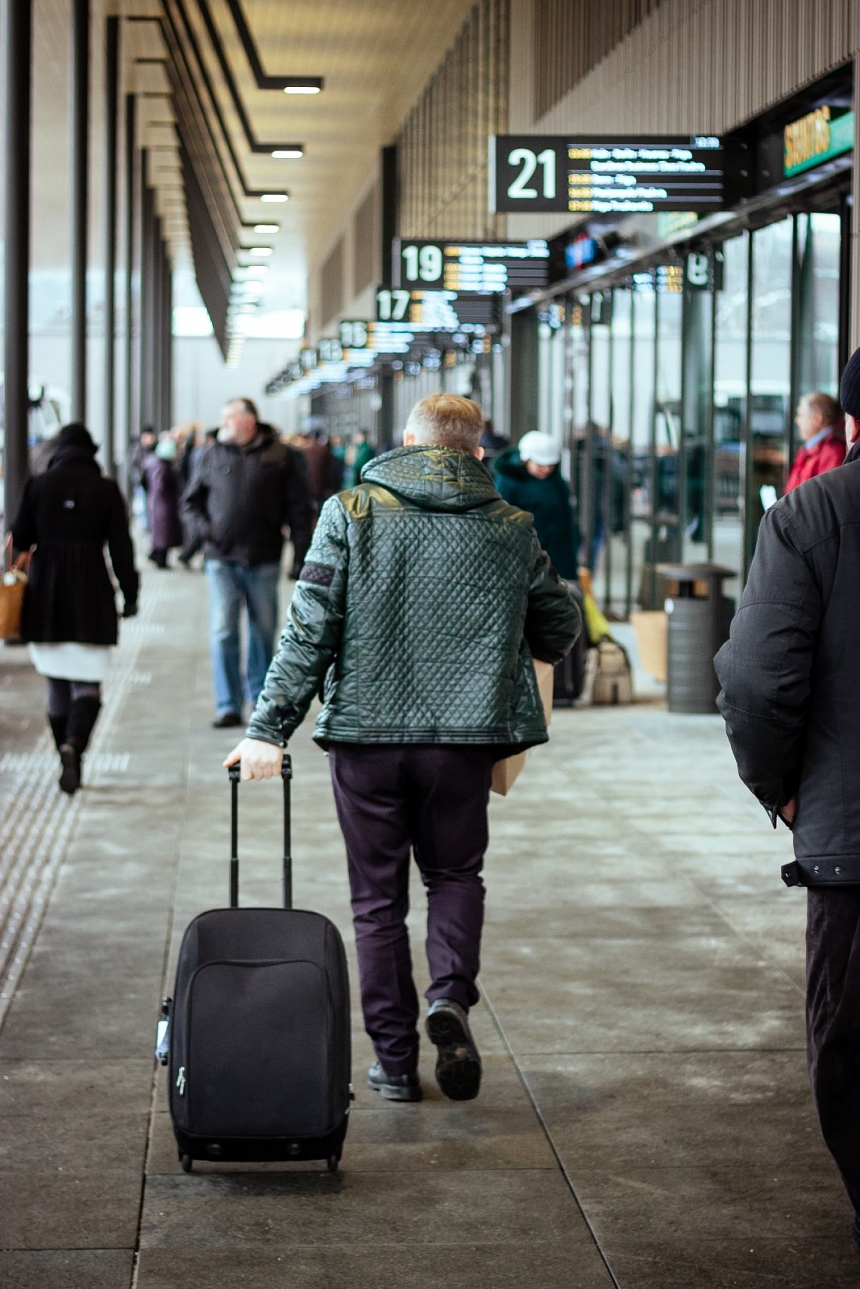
[176,1066,186,1096]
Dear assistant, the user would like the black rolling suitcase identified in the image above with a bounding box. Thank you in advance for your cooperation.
[163,758,352,1174]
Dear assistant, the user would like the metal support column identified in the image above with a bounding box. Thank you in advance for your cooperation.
[378,145,397,450]
[103,16,119,476]
[139,161,154,430]
[70,0,90,423]
[2,0,33,528]
[162,246,173,427]
[124,94,137,480]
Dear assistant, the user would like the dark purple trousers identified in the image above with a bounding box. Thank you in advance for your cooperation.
[328,743,495,1076]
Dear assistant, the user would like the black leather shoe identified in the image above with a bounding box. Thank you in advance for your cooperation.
[426,999,482,1101]
[367,1061,422,1102]
[212,712,243,729]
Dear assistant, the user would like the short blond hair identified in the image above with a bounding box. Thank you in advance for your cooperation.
[404,394,484,451]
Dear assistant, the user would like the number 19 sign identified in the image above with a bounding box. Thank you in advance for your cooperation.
[489,134,731,215]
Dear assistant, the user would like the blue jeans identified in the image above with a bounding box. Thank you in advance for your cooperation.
[206,560,281,716]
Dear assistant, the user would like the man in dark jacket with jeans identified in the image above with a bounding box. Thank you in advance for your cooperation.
[183,398,313,728]
[715,348,860,1249]
[225,393,581,1104]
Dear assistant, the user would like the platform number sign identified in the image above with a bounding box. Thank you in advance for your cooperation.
[377,289,411,321]
[339,319,368,349]
[505,146,558,201]
[684,248,725,292]
[399,244,444,287]
[490,137,565,213]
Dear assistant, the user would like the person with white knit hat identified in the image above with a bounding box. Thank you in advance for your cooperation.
[493,432,579,578]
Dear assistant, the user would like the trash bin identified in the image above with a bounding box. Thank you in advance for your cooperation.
[657,563,735,714]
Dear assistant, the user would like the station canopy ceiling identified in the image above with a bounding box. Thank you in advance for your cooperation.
[25,0,477,354]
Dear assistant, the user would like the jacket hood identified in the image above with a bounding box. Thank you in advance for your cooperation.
[493,447,530,481]
[361,446,499,512]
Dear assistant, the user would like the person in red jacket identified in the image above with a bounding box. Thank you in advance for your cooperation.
[784,391,845,493]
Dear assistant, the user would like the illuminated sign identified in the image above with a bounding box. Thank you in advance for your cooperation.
[490,135,731,215]
[392,239,551,293]
[783,107,854,178]
[375,288,498,332]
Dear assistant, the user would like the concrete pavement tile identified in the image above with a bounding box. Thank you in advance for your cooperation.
[0,1170,143,1247]
[519,1051,822,1169]
[0,1251,133,1289]
[482,935,804,1053]
[571,1162,847,1243]
[0,1060,152,1114]
[604,1236,860,1288]
[0,1112,149,1173]
[139,1170,584,1249]
[135,1240,614,1288]
[484,901,727,940]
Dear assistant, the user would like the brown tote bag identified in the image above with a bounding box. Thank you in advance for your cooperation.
[0,541,29,640]
[491,659,555,797]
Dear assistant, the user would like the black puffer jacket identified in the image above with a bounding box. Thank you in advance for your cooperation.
[715,440,860,886]
[182,423,313,567]
[11,432,138,645]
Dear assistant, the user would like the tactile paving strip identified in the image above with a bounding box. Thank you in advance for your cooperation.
[0,595,163,1033]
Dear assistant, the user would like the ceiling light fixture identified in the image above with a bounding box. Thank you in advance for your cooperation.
[283,81,322,95]
[254,224,279,233]
[247,247,273,256]
[271,148,303,159]
[261,193,289,203]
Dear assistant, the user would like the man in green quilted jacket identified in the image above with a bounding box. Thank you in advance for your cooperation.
[225,394,580,1104]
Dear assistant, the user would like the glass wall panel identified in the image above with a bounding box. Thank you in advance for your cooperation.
[796,211,841,403]
[567,300,589,567]
[630,274,656,607]
[681,282,713,562]
[590,295,611,583]
[654,281,683,575]
[712,233,748,598]
[749,216,793,570]
[607,289,632,615]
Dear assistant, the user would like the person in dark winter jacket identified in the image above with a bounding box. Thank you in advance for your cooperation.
[182,397,314,728]
[494,432,580,578]
[9,422,138,795]
[224,393,581,1106]
[144,438,183,568]
[715,345,860,1250]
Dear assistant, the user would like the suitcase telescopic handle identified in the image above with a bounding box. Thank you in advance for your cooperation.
[227,756,292,910]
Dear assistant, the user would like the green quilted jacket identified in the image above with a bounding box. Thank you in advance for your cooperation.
[247,446,581,751]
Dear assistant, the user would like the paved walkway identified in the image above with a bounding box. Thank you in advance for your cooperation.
[0,563,857,1288]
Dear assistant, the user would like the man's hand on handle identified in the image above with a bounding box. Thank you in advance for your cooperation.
[224,738,284,781]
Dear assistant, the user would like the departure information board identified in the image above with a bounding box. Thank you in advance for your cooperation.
[490,135,731,215]
[376,288,499,332]
[392,238,551,293]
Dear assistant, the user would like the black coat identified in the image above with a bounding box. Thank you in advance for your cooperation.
[182,423,313,567]
[715,440,860,885]
[11,444,139,645]
[144,456,183,550]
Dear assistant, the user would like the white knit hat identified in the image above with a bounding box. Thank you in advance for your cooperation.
[517,431,560,466]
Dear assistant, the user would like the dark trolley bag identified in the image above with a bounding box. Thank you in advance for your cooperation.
[164,758,352,1173]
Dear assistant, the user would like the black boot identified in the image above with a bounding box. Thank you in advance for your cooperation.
[59,697,101,795]
[48,715,68,753]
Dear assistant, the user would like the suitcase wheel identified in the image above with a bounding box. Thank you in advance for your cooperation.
[327,1155,339,1174]
[180,1153,193,1173]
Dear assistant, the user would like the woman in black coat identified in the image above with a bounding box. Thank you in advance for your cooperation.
[10,423,139,794]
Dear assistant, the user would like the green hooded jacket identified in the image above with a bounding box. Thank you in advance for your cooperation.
[247,446,581,751]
